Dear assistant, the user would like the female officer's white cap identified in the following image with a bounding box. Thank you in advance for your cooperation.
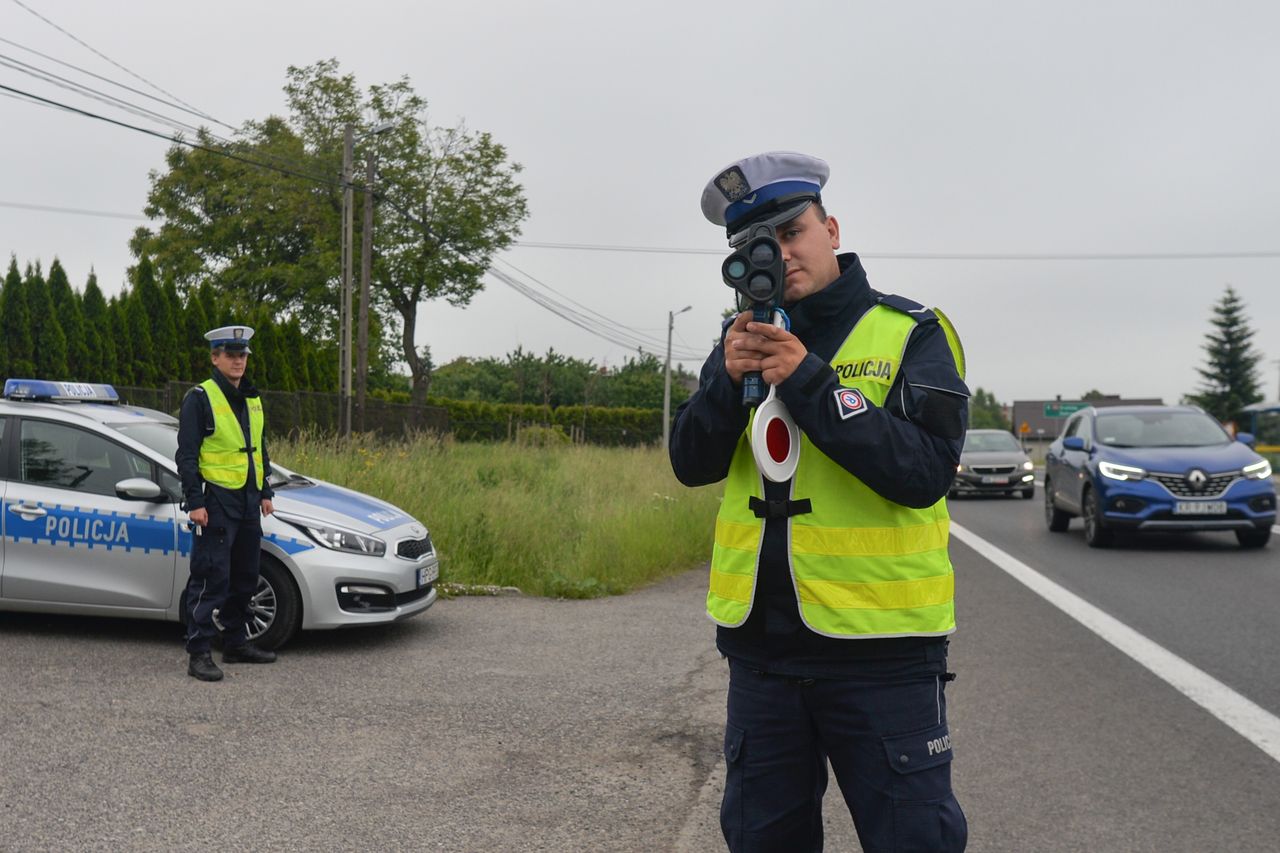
[700,151,830,234]
[204,325,254,352]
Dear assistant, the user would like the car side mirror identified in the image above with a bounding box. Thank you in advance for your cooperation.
[1063,436,1086,451]
[116,477,165,502]
[1236,432,1256,447]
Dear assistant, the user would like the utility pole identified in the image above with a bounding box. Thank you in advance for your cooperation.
[339,123,354,437]
[663,305,692,451]
[357,152,375,433]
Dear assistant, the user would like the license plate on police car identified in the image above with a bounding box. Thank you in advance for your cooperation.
[981,475,1009,484]
[1173,501,1227,515]
[417,565,438,587]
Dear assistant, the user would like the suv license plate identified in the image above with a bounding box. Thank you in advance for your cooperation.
[981,475,1009,484]
[417,565,438,587]
[1173,501,1227,515]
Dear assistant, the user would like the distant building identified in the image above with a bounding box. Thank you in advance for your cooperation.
[1010,395,1164,443]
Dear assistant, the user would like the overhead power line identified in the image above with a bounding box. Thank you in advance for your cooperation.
[0,35,237,130]
[486,265,705,361]
[0,82,343,190]
[494,259,704,359]
[0,52,209,138]
[9,0,220,124]
[0,199,144,220]
[0,46,341,188]
[4,195,1280,264]
[511,240,1280,261]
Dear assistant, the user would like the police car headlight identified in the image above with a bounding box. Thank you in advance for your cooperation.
[308,526,386,556]
[1099,461,1147,481]
[1243,459,1272,480]
[276,514,386,556]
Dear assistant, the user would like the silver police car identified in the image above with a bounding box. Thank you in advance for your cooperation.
[0,379,439,648]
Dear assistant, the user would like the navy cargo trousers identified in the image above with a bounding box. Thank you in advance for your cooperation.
[720,652,967,852]
[183,501,263,654]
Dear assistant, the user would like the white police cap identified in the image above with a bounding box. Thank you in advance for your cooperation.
[204,325,254,352]
[700,151,830,235]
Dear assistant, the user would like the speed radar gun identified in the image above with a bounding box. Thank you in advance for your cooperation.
[721,223,800,482]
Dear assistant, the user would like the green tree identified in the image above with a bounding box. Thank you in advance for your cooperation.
[968,387,1009,430]
[279,318,312,391]
[26,264,69,378]
[131,255,181,381]
[180,291,211,382]
[131,58,529,407]
[1,257,36,378]
[47,260,91,379]
[597,353,682,409]
[430,355,509,402]
[119,291,156,386]
[82,272,115,383]
[1187,285,1263,422]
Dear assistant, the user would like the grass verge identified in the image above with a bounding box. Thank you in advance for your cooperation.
[273,434,721,598]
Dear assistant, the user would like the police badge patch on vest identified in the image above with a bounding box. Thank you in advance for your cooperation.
[834,388,868,420]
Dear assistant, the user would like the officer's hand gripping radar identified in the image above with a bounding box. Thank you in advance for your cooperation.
[721,224,800,483]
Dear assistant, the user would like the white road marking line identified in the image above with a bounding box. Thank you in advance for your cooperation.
[950,522,1280,764]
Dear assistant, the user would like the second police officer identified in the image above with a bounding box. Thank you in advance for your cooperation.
[177,325,278,682]
[670,152,970,851]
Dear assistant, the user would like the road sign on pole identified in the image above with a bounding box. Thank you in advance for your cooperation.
[1044,402,1087,418]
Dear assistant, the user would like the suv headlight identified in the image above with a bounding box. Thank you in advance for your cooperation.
[1243,459,1273,480]
[275,513,386,557]
[1022,460,1034,471]
[1099,461,1147,481]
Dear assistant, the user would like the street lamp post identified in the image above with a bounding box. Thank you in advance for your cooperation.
[663,305,692,451]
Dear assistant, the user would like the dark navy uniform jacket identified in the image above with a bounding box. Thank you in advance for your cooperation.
[176,369,274,521]
[669,253,970,677]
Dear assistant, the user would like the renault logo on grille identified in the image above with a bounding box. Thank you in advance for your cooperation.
[1187,469,1208,490]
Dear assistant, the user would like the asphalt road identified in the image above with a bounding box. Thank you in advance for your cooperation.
[3,489,1279,851]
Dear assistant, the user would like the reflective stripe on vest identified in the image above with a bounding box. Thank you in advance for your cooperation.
[197,378,264,490]
[707,303,963,638]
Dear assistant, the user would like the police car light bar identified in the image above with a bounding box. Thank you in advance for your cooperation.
[3,379,121,403]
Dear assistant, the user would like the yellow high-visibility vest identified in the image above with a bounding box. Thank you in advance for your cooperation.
[707,303,964,638]
[197,378,264,490]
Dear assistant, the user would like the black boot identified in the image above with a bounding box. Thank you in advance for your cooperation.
[188,652,224,681]
[223,643,277,664]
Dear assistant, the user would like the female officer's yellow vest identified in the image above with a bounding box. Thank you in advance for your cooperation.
[707,303,964,638]
[198,379,265,490]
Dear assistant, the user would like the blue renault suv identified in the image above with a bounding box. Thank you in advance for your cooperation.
[1043,405,1276,548]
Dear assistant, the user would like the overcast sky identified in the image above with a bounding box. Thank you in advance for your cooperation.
[3,0,1278,406]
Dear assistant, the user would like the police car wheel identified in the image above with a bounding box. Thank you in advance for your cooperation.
[248,557,303,650]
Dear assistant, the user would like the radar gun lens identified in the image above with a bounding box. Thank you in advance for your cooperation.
[748,272,775,300]
[749,241,776,266]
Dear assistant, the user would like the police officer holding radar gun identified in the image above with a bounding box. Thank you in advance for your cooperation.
[669,152,970,851]
[177,325,278,682]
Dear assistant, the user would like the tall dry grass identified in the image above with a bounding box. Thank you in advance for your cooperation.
[273,433,722,597]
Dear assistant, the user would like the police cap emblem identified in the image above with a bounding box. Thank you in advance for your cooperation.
[715,166,751,202]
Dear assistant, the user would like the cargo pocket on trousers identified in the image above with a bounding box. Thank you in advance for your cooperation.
[720,723,746,842]
[883,722,961,852]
